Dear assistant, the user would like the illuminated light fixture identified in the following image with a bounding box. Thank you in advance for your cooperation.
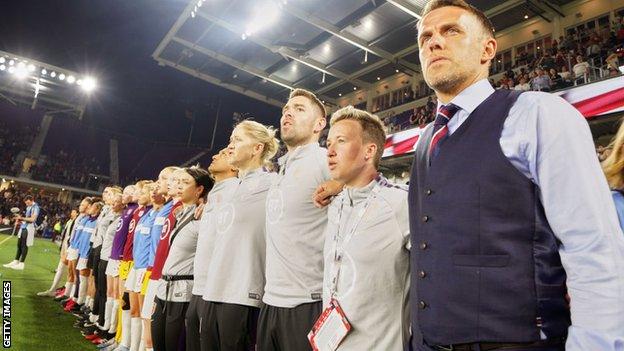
[81,77,97,92]
[363,18,373,30]
[377,77,381,80]
[28,64,35,72]
[67,75,76,84]
[41,68,47,75]
[14,65,28,79]
[17,62,25,69]
[191,11,196,18]
[77,79,83,85]
[59,73,66,80]
[362,50,368,64]
[0,65,4,71]
[50,71,56,78]
[292,63,298,72]
[395,69,399,73]
[323,43,331,54]
[197,0,203,7]
[0,57,4,63]
[353,86,357,91]
[338,93,342,96]
[321,72,326,84]
[193,5,197,12]
[244,1,280,38]
[241,33,247,40]
[524,14,529,19]
[61,188,65,191]
[8,60,14,66]
[8,66,15,74]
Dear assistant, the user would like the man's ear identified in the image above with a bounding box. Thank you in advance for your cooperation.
[365,142,378,162]
[482,36,497,65]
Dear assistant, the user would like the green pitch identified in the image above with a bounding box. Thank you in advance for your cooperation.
[0,232,94,350]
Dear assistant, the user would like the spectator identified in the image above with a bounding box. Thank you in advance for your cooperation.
[586,41,602,60]
[514,77,531,91]
[572,55,590,83]
[531,68,552,91]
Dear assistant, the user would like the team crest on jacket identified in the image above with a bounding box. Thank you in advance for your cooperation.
[129,219,136,233]
[116,220,122,232]
[160,218,172,240]
[266,188,283,224]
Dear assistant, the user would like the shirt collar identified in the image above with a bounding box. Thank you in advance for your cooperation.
[436,78,495,115]
[278,142,320,168]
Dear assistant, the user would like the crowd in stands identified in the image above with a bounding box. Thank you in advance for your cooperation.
[0,187,72,231]
[493,24,623,90]
[30,150,102,188]
[381,21,624,134]
[0,122,37,176]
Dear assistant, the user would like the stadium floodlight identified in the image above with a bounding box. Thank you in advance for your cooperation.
[8,66,14,74]
[67,75,76,84]
[244,1,280,37]
[59,73,66,80]
[14,65,28,79]
[0,57,4,64]
[81,77,97,92]
[50,71,56,78]
[8,60,14,66]
[41,68,47,75]
[28,64,36,72]
[0,65,5,71]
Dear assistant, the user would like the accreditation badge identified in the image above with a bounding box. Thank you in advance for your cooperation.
[307,298,351,351]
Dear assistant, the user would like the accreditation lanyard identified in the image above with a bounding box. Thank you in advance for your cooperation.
[329,182,381,298]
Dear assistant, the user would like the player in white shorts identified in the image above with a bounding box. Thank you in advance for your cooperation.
[61,197,94,308]
[314,106,410,350]
[37,208,79,297]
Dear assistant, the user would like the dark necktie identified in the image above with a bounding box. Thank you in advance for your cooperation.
[429,103,460,162]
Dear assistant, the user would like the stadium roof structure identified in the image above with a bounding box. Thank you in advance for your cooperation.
[0,49,96,119]
[154,0,575,108]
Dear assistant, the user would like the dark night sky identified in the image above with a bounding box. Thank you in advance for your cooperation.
[0,0,281,150]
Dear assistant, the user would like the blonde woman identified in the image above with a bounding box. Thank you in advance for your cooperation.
[602,122,624,230]
[201,120,278,351]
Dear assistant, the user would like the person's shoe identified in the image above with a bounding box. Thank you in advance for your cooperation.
[2,260,18,268]
[83,330,100,340]
[60,297,72,306]
[70,302,82,313]
[91,337,106,345]
[96,338,116,349]
[36,290,56,297]
[11,262,24,270]
[54,293,67,301]
[64,299,76,312]
[101,343,119,351]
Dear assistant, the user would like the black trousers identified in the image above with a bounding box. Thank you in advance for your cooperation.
[91,246,101,313]
[256,301,322,351]
[152,297,189,351]
[185,295,207,351]
[200,301,259,351]
[15,228,28,262]
[96,259,108,326]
